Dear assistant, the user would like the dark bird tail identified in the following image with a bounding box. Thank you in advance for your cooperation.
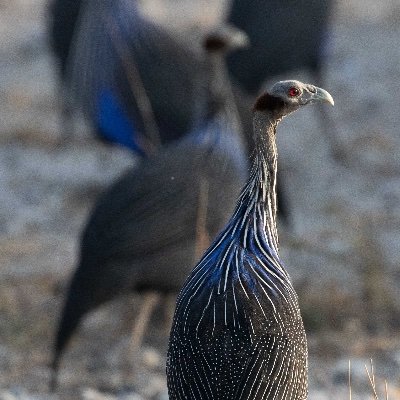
[49,353,61,392]
[49,293,85,391]
[49,267,100,391]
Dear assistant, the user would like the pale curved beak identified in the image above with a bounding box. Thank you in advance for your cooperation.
[313,87,334,106]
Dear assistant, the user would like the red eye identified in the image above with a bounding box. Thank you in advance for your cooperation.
[288,87,300,97]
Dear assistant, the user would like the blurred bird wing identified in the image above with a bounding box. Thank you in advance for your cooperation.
[81,149,203,264]
[67,0,202,152]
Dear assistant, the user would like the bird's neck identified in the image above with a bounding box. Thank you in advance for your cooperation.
[232,111,280,253]
[192,53,242,135]
[253,112,279,213]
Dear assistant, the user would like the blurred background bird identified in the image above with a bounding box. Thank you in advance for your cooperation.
[49,0,214,154]
[227,0,334,93]
[167,80,334,400]
[50,21,250,389]
[48,0,336,223]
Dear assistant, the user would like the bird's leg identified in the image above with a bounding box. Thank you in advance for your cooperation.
[194,177,211,261]
[129,292,160,354]
[124,292,160,384]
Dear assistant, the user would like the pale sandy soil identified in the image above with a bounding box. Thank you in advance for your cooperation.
[0,0,399,399]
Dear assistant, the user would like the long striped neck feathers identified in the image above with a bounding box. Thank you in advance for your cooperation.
[231,93,285,253]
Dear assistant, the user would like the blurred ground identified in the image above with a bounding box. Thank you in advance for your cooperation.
[0,0,400,399]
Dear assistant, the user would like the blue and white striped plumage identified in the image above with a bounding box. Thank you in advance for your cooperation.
[167,111,308,399]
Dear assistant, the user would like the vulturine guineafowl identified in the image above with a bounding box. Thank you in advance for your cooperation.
[50,25,249,390]
[167,80,334,399]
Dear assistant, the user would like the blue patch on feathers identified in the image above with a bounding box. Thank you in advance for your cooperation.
[97,89,145,156]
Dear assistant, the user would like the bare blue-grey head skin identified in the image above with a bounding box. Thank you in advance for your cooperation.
[255,79,334,119]
[270,80,334,105]
[168,80,334,400]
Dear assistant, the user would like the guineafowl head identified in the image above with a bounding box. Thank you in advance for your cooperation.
[204,24,249,54]
[254,80,334,118]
